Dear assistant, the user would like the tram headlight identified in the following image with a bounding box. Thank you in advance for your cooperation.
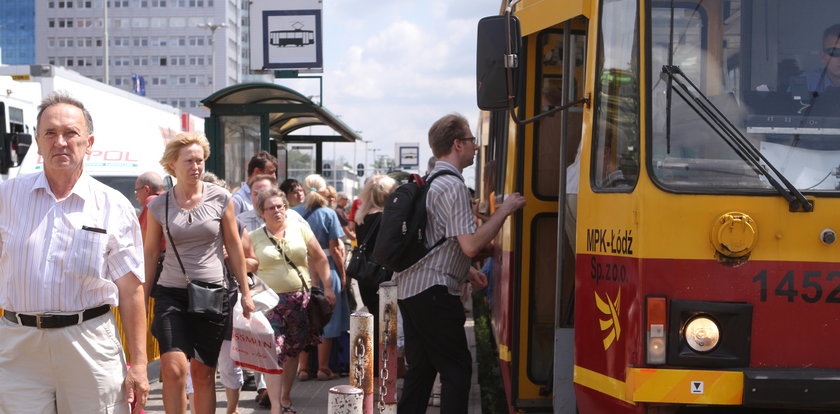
[684,316,720,353]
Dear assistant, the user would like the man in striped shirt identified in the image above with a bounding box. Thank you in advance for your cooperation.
[394,113,525,413]
[0,92,149,413]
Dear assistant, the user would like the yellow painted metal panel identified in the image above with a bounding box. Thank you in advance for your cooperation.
[573,365,635,405]
[514,0,592,35]
[627,368,743,405]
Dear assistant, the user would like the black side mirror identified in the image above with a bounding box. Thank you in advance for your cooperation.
[12,133,32,166]
[0,134,10,174]
[476,15,521,110]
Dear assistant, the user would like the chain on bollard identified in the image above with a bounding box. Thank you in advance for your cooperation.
[353,336,366,388]
[378,304,392,413]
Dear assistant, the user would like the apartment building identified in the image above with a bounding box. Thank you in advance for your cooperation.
[34,0,245,116]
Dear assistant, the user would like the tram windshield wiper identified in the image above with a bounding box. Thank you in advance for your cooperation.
[660,65,813,212]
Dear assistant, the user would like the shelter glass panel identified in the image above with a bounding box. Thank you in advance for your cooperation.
[220,115,260,187]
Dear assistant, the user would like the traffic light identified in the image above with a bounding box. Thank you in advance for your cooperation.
[323,163,331,178]
[357,163,365,177]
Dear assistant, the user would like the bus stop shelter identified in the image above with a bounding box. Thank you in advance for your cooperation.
[201,82,361,185]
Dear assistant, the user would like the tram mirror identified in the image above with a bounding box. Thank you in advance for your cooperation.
[476,15,521,110]
[0,134,10,174]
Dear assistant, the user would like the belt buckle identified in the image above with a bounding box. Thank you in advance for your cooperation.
[35,314,46,329]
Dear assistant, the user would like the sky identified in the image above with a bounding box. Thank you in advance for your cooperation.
[272,0,502,185]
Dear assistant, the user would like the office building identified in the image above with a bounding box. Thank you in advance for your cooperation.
[0,1,36,65]
[35,0,244,116]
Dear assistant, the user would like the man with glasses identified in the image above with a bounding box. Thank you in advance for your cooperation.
[795,23,840,93]
[393,113,525,413]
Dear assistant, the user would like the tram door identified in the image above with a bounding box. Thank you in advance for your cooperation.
[520,19,588,411]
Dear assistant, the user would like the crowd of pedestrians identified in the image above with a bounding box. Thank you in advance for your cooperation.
[0,91,522,414]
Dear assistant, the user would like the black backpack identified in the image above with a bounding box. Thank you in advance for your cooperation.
[372,170,460,272]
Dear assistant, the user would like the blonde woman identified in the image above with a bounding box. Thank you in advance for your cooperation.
[292,174,349,380]
[143,132,254,414]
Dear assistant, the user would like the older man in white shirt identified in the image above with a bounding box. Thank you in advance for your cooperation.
[0,92,149,413]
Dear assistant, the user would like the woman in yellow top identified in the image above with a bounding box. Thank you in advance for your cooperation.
[246,187,334,414]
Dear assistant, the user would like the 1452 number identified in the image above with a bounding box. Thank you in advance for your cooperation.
[752,270,840,303]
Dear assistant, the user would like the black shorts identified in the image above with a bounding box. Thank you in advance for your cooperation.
[151,285,229,367]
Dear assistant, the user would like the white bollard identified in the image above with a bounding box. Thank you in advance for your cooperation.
[377,281,398,414]
[328,384,364,414]
[350,311,374,414]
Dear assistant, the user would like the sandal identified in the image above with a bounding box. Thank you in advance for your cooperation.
[281,405,297,413]
[297,370,311,382]
[317,368,339,381]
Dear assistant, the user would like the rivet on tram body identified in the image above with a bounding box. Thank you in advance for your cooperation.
[820,229,836,245]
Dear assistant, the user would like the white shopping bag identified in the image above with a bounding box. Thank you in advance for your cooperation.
[230,298,283,374]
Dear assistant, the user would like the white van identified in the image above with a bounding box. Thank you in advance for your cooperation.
[1,65,195,212]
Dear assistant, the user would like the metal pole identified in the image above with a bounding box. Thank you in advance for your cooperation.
[378,281,398,414]
[198,22,228,93]
[350,311,374,414]
[103,1,109,84]
[328,385,364,414]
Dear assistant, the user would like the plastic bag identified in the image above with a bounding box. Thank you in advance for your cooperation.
[248,274,280,313]
[230,298,283,374]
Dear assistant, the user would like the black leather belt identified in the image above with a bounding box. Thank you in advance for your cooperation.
[3,304,111,329]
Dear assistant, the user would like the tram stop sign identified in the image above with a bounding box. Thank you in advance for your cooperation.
[357,163,365,177]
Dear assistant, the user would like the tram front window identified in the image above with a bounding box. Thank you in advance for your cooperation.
[650,0,840,193]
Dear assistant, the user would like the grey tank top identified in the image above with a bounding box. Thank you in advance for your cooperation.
[148,182,230,288]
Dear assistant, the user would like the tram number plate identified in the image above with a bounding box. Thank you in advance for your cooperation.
[752,270,840,303]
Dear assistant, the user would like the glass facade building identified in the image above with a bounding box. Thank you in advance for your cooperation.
[0,0,36,65]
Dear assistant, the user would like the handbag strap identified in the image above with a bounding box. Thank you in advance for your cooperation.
[263,226,309,292]
[357,214,381,251]
[165,191,189,281]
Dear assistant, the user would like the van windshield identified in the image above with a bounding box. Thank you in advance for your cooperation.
[96,176,141,215]
[650,0,840,193]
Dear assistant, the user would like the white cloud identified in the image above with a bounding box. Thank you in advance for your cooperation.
[277,0,498,185]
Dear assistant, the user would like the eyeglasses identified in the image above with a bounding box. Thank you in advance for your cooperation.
[457,137,477,145]
[134,186,145,193]
[265,204,286,211]
[824,47,840,57]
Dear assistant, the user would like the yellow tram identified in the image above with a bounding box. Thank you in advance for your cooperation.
[476,0,840,412]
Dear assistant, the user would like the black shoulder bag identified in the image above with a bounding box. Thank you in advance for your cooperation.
[263,226,334,335]
[346,215,391,285]
[165,191,227,319]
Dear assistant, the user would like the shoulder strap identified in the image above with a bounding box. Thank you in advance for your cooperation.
[164,191,188,280]
[423,169,463,250]
[303,206,320,220]
[357,215,381,250]
[425,169,462,185]
[263,226,309,291]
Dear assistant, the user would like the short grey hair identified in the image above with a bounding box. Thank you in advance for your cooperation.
[37,91,94,135]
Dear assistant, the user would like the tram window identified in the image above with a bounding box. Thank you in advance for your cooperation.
[650,0,840,193]
[528,215,559,384]
[485,110,509,204]
[591,0,640,192]
[535,30,586,199]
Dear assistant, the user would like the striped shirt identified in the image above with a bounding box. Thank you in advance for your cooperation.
[0,172,144,312]
[394,161,476,300]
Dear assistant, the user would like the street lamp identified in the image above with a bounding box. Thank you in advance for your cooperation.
[198,21,228,92]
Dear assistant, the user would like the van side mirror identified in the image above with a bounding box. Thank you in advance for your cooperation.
[476,15,521,110]
[0,134,10,174]
[12,133,32,166]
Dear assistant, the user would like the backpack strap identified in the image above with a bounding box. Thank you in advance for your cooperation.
[422,169,464,250]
